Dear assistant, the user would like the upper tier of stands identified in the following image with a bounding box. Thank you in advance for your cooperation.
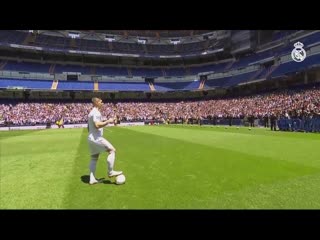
[1,31,320,91]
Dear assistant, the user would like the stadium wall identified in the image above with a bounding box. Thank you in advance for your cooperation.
[0,122,145,131]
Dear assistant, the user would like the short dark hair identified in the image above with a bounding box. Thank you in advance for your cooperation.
[92,97,101,104]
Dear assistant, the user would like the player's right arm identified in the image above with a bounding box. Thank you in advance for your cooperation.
[94,118,114,129]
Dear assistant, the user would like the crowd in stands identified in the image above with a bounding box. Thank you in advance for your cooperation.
[1,87,320,132]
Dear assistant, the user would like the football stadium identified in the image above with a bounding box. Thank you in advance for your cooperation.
[1,30,320,209]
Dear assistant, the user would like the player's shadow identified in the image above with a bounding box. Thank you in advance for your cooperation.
[81,175,114,185]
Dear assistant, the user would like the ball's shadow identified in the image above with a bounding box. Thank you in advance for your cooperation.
[81,175,115,185]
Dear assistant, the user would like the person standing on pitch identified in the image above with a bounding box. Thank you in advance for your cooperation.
[87,97,122,185]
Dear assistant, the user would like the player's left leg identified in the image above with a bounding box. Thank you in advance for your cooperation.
[89,153,100,185]
[99,138,122,177]
[107,149,122,177]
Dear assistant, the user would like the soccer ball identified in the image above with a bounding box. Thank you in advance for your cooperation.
[115,174,126,185]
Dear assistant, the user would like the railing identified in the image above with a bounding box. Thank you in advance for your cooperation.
[0,70,54,80]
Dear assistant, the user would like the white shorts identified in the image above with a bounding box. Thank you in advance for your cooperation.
[88,137,115,155]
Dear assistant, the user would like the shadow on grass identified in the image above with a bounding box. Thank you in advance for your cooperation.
[81,175,115,185]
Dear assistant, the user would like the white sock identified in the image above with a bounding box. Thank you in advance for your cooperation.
[89,159,98,181]
[90,172,97,183]
[107,151,115,173]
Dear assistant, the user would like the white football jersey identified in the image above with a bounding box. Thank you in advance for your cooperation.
[88,107,103,140]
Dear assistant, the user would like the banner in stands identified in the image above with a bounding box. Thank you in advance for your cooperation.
[0,122,145,131]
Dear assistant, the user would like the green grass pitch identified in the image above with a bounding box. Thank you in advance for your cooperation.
[1,125,320,209]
